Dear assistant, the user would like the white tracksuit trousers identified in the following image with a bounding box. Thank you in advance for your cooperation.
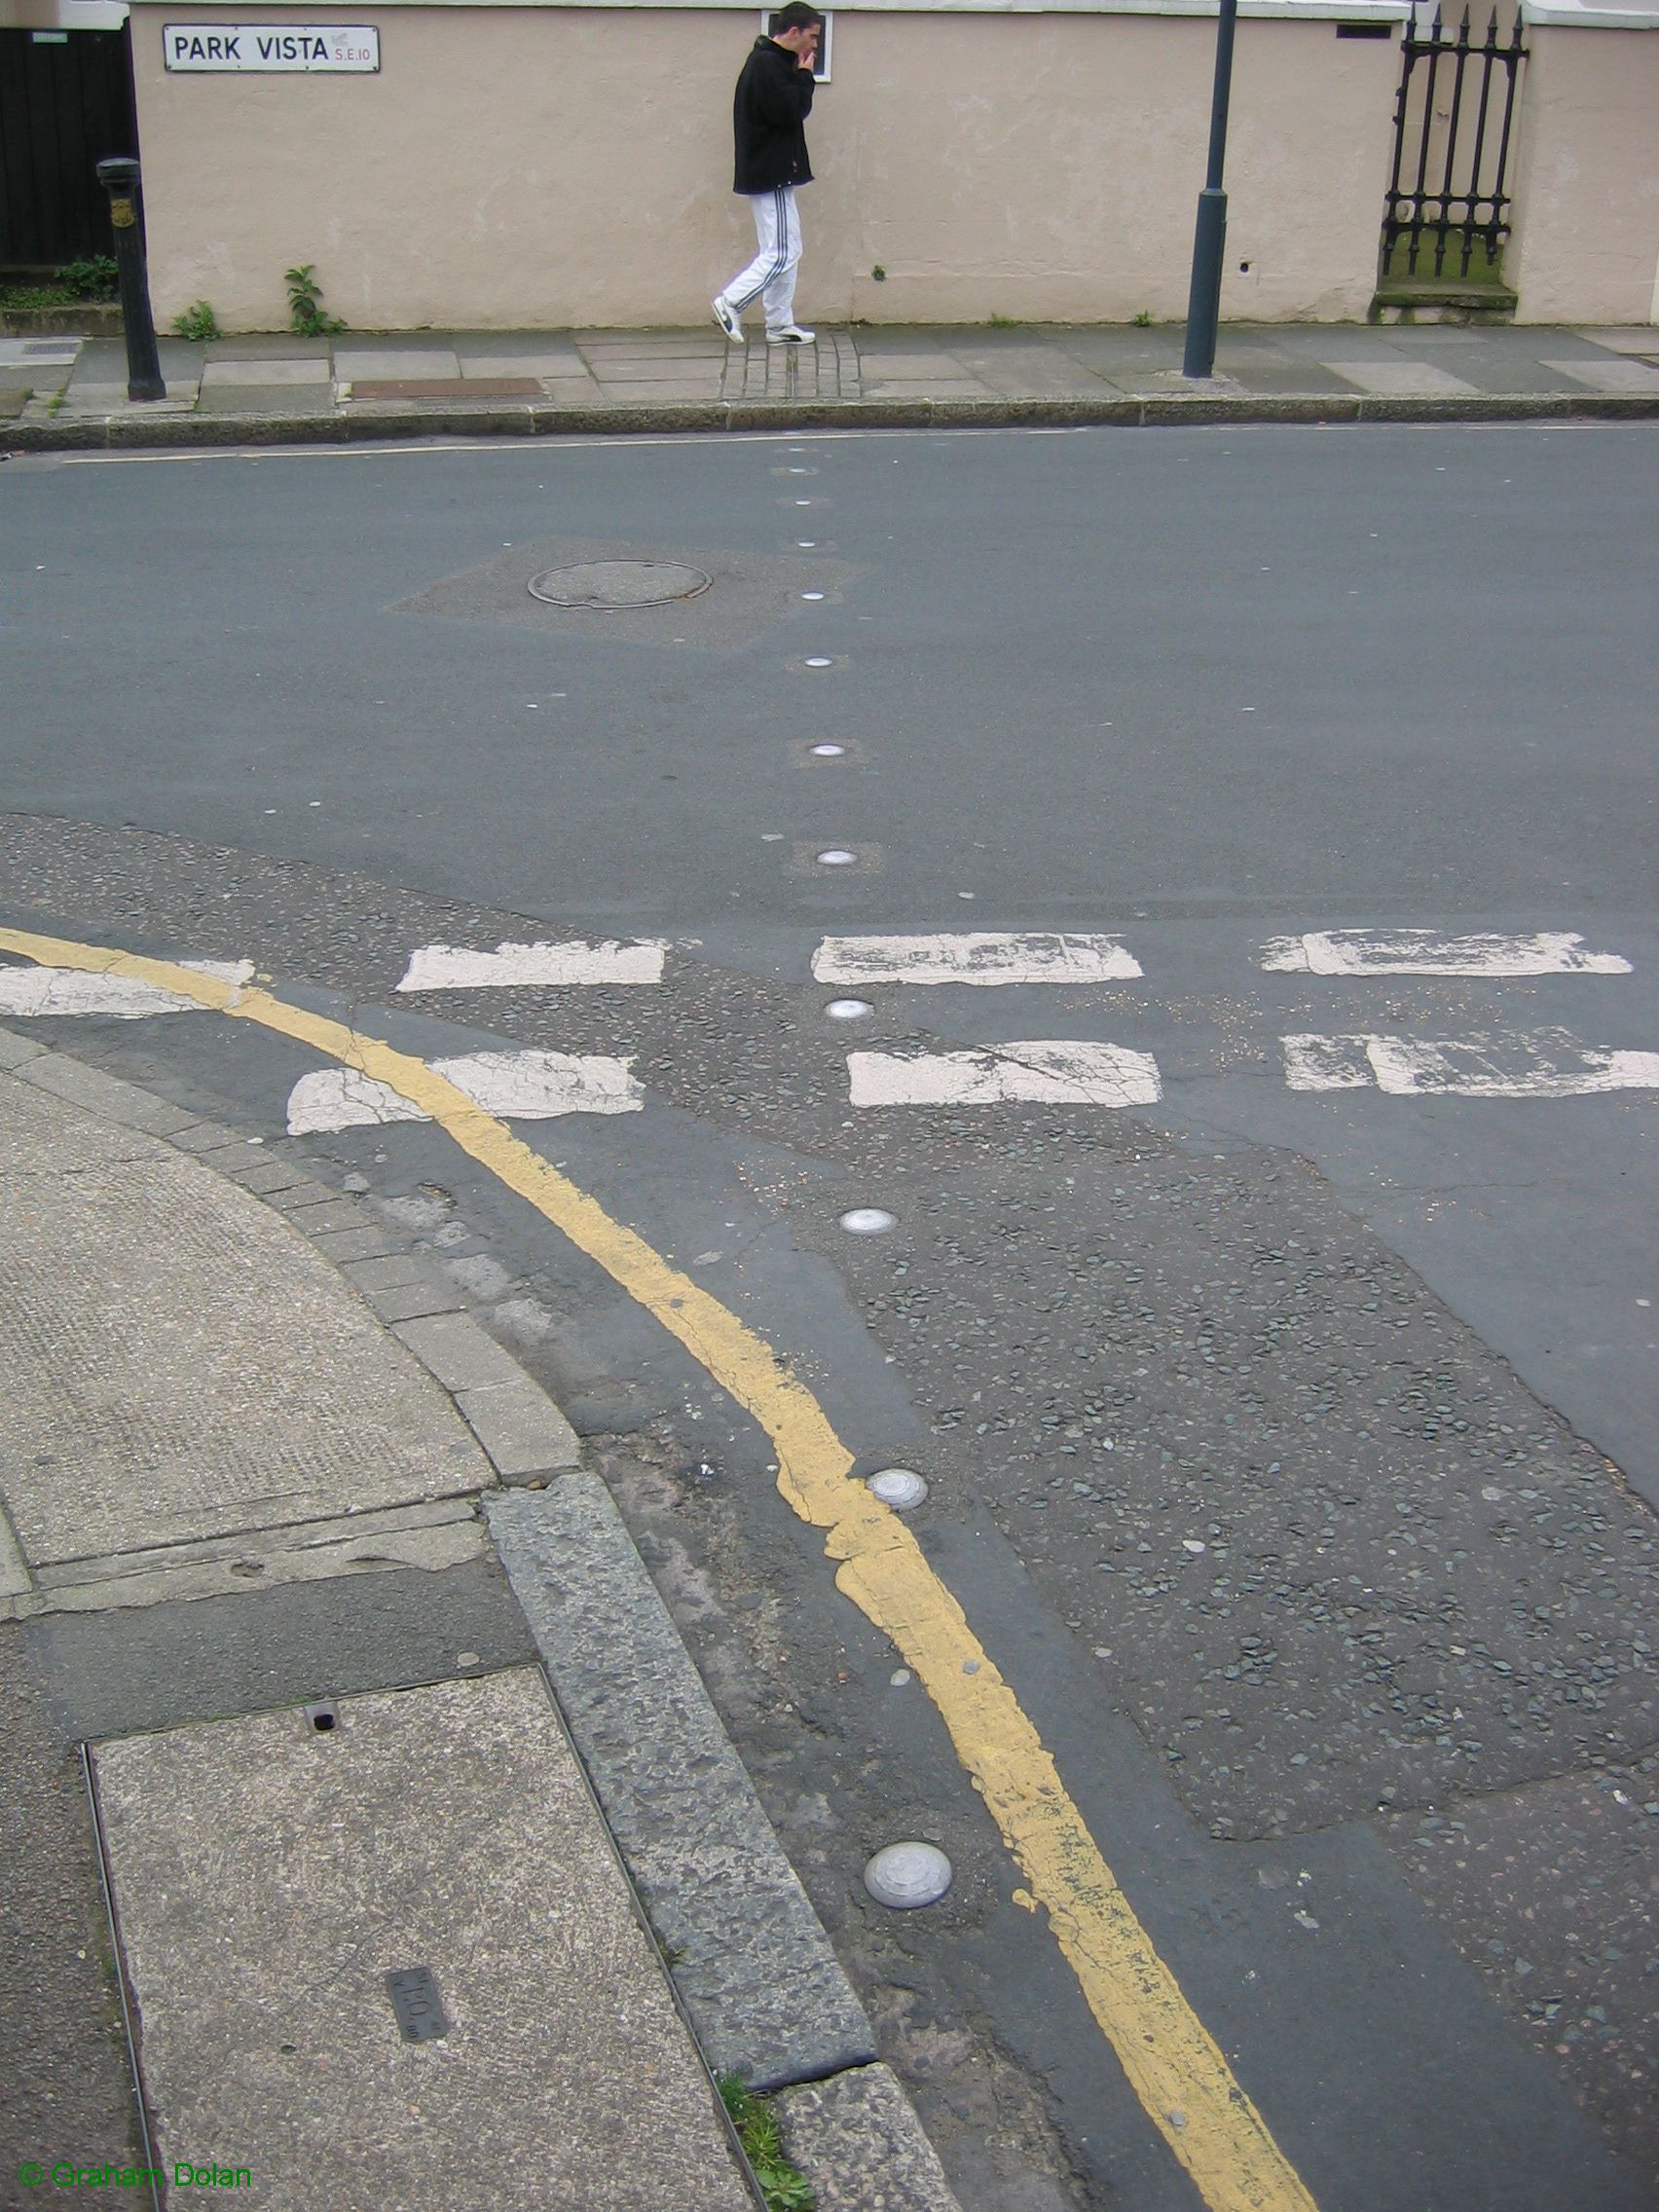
[717,186,803,333]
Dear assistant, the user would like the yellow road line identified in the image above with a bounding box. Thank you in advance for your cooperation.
[0,927,1318,2212]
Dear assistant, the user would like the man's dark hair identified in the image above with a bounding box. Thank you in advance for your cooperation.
[771,2,824,31]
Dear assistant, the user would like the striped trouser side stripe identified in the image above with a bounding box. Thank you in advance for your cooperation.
[730,188,793,311]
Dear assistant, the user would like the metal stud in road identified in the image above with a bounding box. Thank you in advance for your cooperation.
[825,998,873,1020]
[839,1207,896,1235]
[809,743,846,756]
[864,1841,953,1908]
[816,848,856,866]
[867,1467,929,1510]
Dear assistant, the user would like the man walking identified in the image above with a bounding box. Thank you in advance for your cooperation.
[712,2,824,348]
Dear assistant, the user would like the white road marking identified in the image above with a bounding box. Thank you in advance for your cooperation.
[285,1050,644,1133]
[849,1041,1162,1108]
[1283,1029,1659,1098]
[1262,929,1632,977]
[814,933,1143,987]
[0,959,253,1018]
[396,940,667,991]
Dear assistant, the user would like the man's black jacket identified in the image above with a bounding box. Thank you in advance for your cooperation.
[732,35,816,194]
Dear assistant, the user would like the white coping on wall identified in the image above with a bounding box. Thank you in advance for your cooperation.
[1522,0,1659,22]
[127,0,1412,18]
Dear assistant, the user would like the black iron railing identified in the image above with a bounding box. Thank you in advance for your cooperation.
[1383,6,1528,284]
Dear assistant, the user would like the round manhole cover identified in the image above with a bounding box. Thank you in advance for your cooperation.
[528,559,712,610]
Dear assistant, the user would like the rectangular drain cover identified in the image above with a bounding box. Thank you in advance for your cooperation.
[91,1670,752,2210]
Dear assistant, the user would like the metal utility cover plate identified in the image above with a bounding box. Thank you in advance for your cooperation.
[529,558,711,609]
[92,1670,752,2211]
[396,535,857,652]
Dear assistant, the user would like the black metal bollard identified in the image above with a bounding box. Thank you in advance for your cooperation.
[1183,189,1229,382]
[1181,0,1239,382]
[95,157,166,402]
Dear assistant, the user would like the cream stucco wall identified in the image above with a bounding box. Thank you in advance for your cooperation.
[1507,19,1659,324]
[128,3,1404,328]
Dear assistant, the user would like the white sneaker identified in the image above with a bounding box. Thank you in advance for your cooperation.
[712,297,744,343]
[766,323,816,346]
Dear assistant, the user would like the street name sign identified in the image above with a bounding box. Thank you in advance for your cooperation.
[163,23,380,70]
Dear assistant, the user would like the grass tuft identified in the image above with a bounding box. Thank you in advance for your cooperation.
[718,2074,817,2212]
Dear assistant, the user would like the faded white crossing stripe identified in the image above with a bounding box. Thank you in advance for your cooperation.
[0,958,253,1018]
[814,933,1142,987]
[849,1041,1162,1108]
[1283,1029,1659,1099]
[396,939,667,991]
[286,1050,643,1133]
[1263,929,1631,977]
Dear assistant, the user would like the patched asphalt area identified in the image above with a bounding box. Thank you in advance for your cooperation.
[2,815,1655,2194]
[1380,1751,1659,2183]
[780,1132,1658,1844]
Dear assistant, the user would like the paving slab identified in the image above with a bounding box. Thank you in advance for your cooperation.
[199,386,337,417]
[0,1070,489,1565]
[1573,328,1659,357]
[0,336,82,368]
[200,358,330,387]
[454,1375,581,1476]
[1321,356,1483,397]
[864,377,994,398]
[0,1062,168,1171]
[1540,355,1659,393]
[350,377,540,400]
[854,350,976,376]
[70,335,201,378]
[333,347,461,380]
[460,353,585,377]
[58,384,199,413]
[946,348,1114,397]
[92,1669,755,2211]
[203,333,342,359]
[26,1497,486,1615]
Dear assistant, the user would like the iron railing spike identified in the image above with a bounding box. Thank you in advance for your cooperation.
[1381,0,1527,298]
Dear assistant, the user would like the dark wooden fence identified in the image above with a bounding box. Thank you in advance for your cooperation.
[0,24,137,269]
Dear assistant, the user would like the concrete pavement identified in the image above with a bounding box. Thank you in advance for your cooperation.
[3,319,1658,449]
[0,1029,960,2211]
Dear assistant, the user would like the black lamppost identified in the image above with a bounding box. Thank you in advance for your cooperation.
[1181,0,1239,382]
[95,157,166,403]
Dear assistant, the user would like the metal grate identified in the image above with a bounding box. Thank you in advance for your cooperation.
[1382,6,1528,285]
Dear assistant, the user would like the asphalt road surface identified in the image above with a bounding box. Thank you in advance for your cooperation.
[3,422,1655,2212]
